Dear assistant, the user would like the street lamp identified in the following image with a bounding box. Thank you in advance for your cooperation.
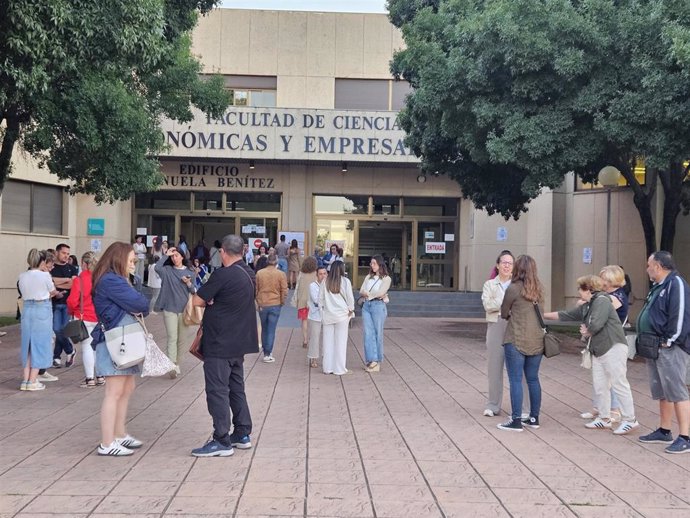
[598,166,621,265]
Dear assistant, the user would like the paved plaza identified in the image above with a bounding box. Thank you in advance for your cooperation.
[1,315,689,518]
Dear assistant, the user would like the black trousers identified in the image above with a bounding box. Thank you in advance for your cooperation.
[203,356,252,446]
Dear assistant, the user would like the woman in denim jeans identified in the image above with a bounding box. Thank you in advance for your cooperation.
[360,255,391,373]
[497,255,545,432]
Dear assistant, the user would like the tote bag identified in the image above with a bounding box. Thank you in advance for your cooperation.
[104,315,148,369]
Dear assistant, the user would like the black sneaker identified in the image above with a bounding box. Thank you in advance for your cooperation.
[497,418,524,432]
[522,416,540,429]
[52,359,62,369]
[639,428,674,444]
[65,350,77,368]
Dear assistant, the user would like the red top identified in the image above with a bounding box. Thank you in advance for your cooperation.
[66,271,98,322]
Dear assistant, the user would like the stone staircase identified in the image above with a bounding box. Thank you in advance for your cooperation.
[357,290,484,318]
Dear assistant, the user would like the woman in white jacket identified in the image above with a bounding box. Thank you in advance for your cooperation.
[481,250,527,417]
[319,262,354,375]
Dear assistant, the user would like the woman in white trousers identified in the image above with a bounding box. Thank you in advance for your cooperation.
[319,262,354,375]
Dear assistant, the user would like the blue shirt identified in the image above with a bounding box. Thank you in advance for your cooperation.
[90,272,149,346]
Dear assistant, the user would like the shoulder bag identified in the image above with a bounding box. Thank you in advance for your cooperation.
[189,326,204,361]
[357,277,380,308]
[104,314,148,369]
[183,294,204,326]
[635,333,661,360]
[63,277,89,344]
[533,302,561,358]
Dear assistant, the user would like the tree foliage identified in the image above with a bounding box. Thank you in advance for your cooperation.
[389,0,690,254]
[0,0,230,203]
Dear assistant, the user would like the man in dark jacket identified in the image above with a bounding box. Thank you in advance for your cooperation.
[190,234,258,457]
[637,251,690,454]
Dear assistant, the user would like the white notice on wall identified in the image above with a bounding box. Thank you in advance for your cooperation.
[497,227,508,242]
[424,231,435,239]
[91,239,102,253]
[136,227,147,236]
[444,234,455,242]
[583,247,593,264]
[425,242,446,254]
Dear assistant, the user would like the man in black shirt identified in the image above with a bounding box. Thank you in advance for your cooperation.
[51,243,79,368]
[190,234,259,457]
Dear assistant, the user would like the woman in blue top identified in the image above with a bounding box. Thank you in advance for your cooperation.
[91,242,149,456]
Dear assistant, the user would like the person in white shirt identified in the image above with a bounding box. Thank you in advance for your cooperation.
[18,249,58,391]
[307,266,328,368]
[360,255,392,373]
[319,262,354,375]
[132,236,147,284]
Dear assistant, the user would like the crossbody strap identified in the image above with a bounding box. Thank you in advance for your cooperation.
[532,301,547,333]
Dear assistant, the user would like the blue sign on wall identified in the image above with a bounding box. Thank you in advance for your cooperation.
[87,218,105,236]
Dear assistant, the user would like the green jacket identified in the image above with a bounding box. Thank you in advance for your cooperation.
[558,292,626,357]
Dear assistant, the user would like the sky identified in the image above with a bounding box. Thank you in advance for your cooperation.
[219,0,388,14]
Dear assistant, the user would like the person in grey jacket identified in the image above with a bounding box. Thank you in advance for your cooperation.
[155,247,197,377]
[544,275,638,435]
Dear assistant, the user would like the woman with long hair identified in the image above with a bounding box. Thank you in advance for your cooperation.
[497,255,545,432]
[154,246,197,377]
[295,256,318,348]
[360,254,391,373]
[254,243,269,272]
[91,242,149,455]
[323,244,341,272]
[319,261,354,375]
[18,249,58,391]
[482,250,527,417]
[67,251,104,388]
[287,239,301,289]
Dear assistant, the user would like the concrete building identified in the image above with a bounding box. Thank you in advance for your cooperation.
[1,8,688,315]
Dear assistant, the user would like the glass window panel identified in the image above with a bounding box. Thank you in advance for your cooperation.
[250,90,276,107]
[234,90,248,106]
[1,181,31,232]
[391,80,413,111]
[334,79,389,110]
[226,193,281,212]
[404,197,457,216]
[134,191,190,210]
[32,184,63,234]
[314,195,368,215]
[372,196,400,215]
[194,191,222,211]
[418,221,455,257]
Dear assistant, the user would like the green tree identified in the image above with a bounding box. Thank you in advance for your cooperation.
[389,0,690,255]
[0,0,230,203]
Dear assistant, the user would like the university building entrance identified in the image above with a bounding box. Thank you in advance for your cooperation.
[313,195,458,291]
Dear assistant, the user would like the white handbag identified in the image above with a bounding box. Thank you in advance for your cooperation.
[104,315,148,369]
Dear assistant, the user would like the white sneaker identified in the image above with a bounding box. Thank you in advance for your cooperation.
[97,441,134,456]
[580,411,598,419]
[585,418,612,430]
[613,420,639,435]
[37,372,59,382]
[483,409,496,417]
[262,355,275,363]
[116,434,143,449]
[25,381,46,391]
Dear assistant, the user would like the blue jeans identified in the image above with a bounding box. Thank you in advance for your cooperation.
[504,343,542,420]
[52,304,73,359]
[362,300,387,363]
[259,305,281,355]
[277,258,288,274]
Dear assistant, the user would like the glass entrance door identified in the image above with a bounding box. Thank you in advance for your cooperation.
[357,222,409,290]
[415,221,456,289]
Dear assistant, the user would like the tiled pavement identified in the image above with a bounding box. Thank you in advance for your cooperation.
[0,315,688,518]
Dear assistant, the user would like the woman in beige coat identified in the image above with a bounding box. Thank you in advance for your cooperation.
[497,255,545,432]
[481,250,527,417]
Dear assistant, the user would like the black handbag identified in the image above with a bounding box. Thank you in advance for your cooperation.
[636,333,661,360]
[533,302,561,358]
[63,276,90,344]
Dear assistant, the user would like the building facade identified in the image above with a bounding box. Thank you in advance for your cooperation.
[1,8,688,314]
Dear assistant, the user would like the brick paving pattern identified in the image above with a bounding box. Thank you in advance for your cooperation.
[0,316,688,517]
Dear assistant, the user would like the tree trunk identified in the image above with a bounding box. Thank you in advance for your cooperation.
[658,165,684,253]
[0,109,20,194]
[618,163,657,259]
